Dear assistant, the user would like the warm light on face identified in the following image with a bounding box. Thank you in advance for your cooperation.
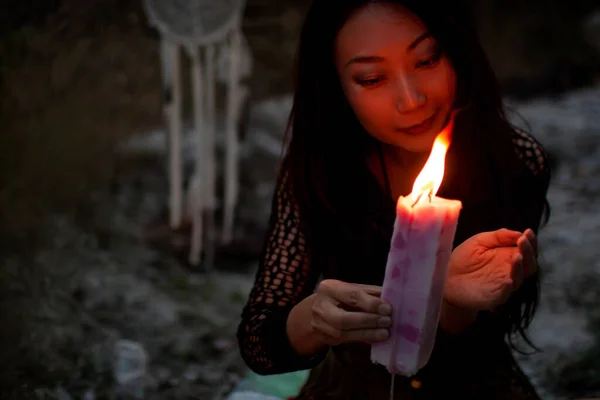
[410,119,453,204]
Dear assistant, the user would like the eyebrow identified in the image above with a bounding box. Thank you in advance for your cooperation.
[345,32,432,67]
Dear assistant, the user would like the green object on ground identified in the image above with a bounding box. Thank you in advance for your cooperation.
[242,369,309,398]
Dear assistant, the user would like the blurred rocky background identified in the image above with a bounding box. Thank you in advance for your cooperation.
[0,0,599,399]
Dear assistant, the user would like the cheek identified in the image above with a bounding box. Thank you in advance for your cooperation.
[426,61,457,106]
[344,86,393,134]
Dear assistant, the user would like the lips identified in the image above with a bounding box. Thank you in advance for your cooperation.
[396,113,436,136]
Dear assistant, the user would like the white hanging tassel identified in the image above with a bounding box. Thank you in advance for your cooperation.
[202,43,217,269]
[222,27,242,244]
[145,0,251,268]
[188,176,203,265]
[389,374,395,400]
[161,37,184,230]
[188,44,205,266]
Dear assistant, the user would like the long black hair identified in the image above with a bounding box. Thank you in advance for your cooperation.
[281,0,550,352]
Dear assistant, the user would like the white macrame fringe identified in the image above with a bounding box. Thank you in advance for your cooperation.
[146,1,251,267]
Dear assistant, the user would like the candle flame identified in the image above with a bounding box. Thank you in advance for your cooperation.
[410,120,453,203]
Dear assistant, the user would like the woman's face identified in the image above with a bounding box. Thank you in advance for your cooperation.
[335,3,457,154]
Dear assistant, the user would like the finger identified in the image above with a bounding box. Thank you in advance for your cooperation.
[518,235,537,277]
[317,279,346,303]
[342,327,390,344]
[510,252,524,291]
[478,228,522,248]
[353,284,383,297]
[524,229,538,258]
[317,297,392,330]
[320,280,390,315]
[310,316,343,345]
[311,317,389,345]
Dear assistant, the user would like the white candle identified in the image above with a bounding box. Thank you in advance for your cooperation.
[371,123,462,377]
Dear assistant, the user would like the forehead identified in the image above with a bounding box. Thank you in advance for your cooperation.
[335,3,428,59]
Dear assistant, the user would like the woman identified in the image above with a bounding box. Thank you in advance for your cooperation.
[237,0,551,398]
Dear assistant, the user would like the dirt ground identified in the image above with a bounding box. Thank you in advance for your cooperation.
[0,1,311,398]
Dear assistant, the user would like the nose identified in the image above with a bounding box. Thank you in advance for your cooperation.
[395,74,426,113]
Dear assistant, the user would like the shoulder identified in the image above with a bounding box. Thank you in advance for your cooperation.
[510,126,550,179]
[274,167,303,225]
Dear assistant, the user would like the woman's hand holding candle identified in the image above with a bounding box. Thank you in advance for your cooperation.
[287,279,393,357]
[444,228,539,312]
[310,280,393,345]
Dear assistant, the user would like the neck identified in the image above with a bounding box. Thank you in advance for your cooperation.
[381,143,428,172]
[373,142,429,200]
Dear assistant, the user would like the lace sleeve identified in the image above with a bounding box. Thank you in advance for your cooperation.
[511,127,551,234]
[236,171,325,375]
[511,127,550,180]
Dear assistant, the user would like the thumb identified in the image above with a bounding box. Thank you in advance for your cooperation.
[477,229,522,248]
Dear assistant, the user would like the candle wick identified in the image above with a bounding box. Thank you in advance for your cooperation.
[411,192,424,207]
[411,188,434,207]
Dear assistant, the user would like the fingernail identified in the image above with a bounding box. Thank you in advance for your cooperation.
[378,304,392,315]
[376,329,389,340]
[378,316,392,327]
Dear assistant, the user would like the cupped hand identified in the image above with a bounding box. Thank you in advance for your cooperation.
[311,279,392,345]
[444,228,539,311]
[519,228,538,279]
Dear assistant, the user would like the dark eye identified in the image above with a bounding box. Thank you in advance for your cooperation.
[356,76,385,87]
[416,51,442,69]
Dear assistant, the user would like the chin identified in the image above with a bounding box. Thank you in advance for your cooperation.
[393,116,453,153]
[392,130,440,154]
